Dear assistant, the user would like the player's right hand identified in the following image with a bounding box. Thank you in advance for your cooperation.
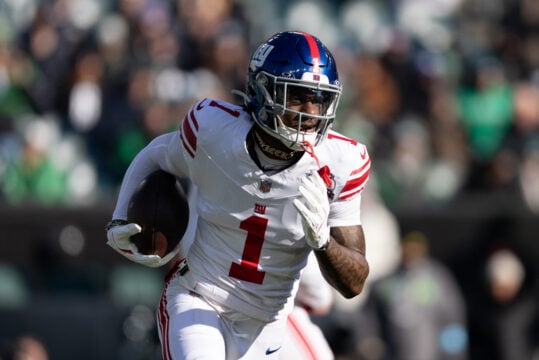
[293,171,331,251]
[106,220,175,268]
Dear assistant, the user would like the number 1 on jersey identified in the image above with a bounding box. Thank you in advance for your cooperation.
[229,215,267,284]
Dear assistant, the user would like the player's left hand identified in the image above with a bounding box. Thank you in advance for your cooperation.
[293,171,330,250]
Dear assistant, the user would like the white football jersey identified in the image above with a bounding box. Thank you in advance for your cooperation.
[113,98,371,322]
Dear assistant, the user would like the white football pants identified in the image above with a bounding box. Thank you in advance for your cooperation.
[157,271,287,359]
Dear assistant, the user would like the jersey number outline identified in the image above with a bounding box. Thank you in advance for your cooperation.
[229,215,268,284]
[208,99,240,117]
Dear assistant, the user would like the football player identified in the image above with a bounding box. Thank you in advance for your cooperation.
[106,31,371,359]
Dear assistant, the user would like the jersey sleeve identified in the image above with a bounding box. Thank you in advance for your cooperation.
[327,143,371,227]
[178,100,201,160]
[177,98,243,160]
[111,100,210,220]
[111,131,189,219]
[113,97,221,220]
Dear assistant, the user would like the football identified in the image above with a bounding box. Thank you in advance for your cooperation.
[127,170,189,257]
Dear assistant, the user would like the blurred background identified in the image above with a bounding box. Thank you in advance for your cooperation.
[0,0,538,359]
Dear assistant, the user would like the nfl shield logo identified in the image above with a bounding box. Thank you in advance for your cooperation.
[259,180,272,193]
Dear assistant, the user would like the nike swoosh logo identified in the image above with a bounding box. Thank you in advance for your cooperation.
[265,346,281,355]
[360,146,367,159]
[196,99,207,110]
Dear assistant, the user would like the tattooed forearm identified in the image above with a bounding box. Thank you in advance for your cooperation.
[314,225,370,298]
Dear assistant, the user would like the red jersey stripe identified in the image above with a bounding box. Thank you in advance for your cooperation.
[180,133,195,158]
[340,186,365,200]
[158,279,174,359]
[339,159,370,200]
[158,261,183,360]
[180,130,195,158]
[342,171,369,193]
[183,112,198,149]
[180,112,199,158]
[351,157,371,175]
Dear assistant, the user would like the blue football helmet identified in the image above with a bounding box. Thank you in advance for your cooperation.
[240,31,342,151]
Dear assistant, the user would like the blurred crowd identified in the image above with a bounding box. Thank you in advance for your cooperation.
[0,0,538,212]
[1,0,539,359]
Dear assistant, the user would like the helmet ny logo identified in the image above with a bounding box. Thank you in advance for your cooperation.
[250,44,274,70]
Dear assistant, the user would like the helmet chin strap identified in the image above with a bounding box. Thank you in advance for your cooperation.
[252,128,297,160]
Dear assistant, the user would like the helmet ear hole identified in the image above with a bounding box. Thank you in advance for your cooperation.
[251,79,271,110]
[257,73,269,86]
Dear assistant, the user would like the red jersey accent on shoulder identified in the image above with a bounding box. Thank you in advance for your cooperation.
[352,157,371,175]
[189,110,199,130]
[360,145,367,159]
[327,133,358,146]
[180,111,198,158]
[339,158,371,200]
[209,100,241,117]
